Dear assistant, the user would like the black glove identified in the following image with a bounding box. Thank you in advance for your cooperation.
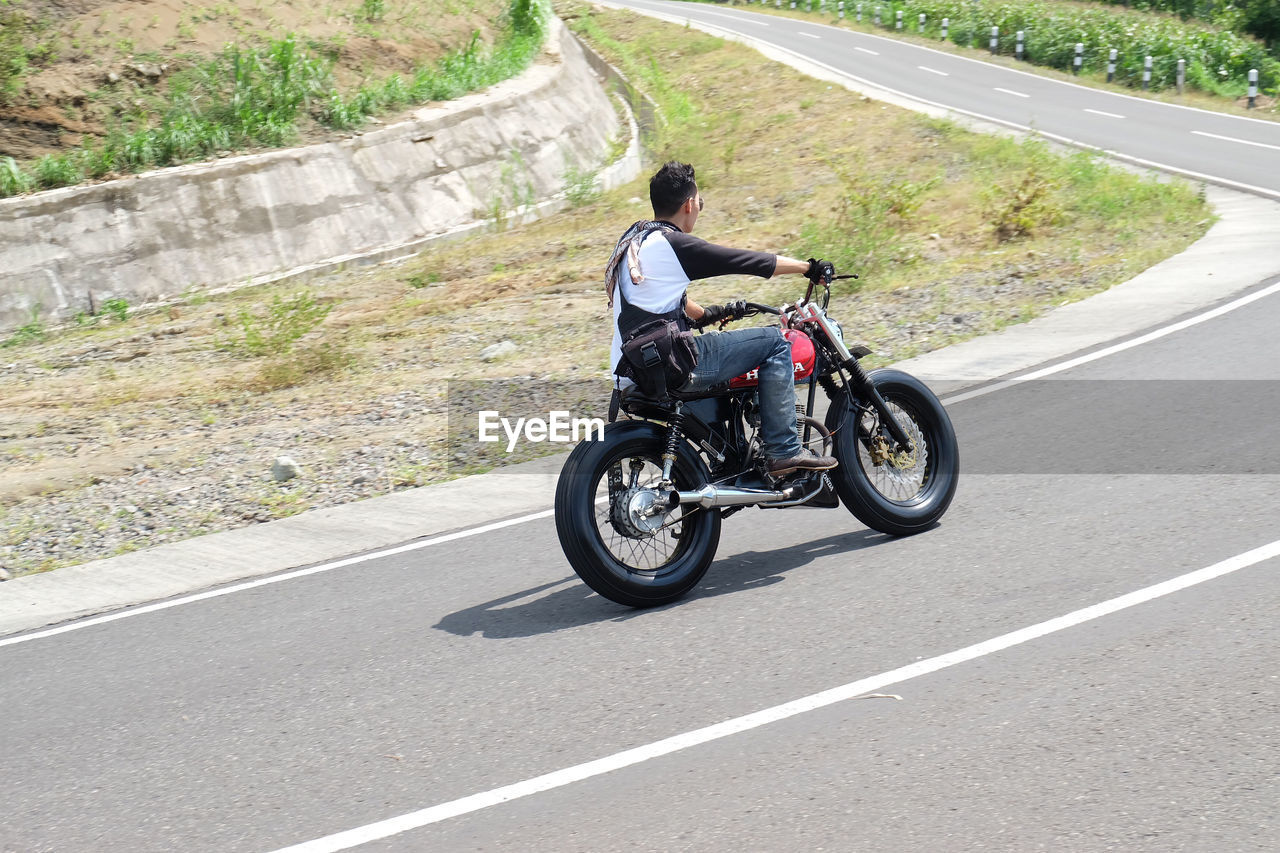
[696,299,747,329]
[806,258,835,283]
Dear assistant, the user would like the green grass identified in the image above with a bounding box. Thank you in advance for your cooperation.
[0,0,550,198]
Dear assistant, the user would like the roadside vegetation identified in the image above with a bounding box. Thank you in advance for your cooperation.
[0,3,1210,575]
[699,0,1279,106]
[0,0,548,197]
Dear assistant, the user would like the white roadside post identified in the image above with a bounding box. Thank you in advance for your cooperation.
[1016,30,1024,61]
[1107,48,1117,83]
[990,25,998,55]
[1177,58,1185,94]
[1143,54,1152,90]
[895,9,902,30]
[1074,42,1083,75]
[941,17,948,39]
[919,12,926,33]
[1248,68,1258,109]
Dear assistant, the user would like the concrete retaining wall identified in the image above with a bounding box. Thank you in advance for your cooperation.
[0,17,621,332]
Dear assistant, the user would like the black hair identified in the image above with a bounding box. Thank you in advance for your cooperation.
[649,161,697,219]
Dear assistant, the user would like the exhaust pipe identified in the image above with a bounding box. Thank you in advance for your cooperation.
[674,485,791,509]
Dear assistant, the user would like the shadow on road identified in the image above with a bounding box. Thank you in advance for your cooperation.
[433,527,891,639]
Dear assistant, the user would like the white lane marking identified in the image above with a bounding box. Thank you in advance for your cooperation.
[994,87,1029,98]
[0,510,555,649]
[1085,108,1125,119]
[686,5,769,26]
[918,65,949,76]
[268,538,1280,853]
[1191,130,1280,153]
[855,46,879,55]
[942,280,1280,406]
[798,31,821,39]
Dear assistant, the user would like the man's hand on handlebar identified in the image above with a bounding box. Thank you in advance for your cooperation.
[806,258,835,284]
[694,299,748,329]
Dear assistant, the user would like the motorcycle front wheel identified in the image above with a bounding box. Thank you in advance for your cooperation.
[554,421,721,608]
[825,368,959,536]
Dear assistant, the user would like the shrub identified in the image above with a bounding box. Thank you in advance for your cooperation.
[2,306,45,348]
[218,291,334,357]
[801,163,939,275]
[102,297,130,322]
[0,155,33,196]
[984,169,1063,242]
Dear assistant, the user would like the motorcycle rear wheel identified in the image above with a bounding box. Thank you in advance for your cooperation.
[555,423,721,608]
[826,368,959,536]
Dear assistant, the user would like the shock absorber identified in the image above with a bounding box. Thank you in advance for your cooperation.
[661,403,685,485]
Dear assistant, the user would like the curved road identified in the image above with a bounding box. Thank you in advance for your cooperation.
[611,0,1280,200]
[2,6,1279,852]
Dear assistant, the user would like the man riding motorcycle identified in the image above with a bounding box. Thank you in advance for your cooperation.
[606,161,838,476]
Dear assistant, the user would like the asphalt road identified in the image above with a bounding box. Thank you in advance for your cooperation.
[4,8,1280,852]
[611,0,1280,200]
[2,282,1278,851]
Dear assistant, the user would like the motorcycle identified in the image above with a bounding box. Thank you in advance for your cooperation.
[554,266,959,607]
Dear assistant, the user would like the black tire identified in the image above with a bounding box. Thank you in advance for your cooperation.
[825,368,959,536]
[554,420,721,608]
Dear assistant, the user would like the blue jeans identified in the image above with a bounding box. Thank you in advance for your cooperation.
[679,327,801,460]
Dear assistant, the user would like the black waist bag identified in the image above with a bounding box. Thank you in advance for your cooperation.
[617,318,698,400]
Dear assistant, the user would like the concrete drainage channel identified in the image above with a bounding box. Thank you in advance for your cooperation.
[0,16,643,333]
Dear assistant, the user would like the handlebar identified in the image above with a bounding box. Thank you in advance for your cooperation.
[742,301,781,317]
[704,269,860,328]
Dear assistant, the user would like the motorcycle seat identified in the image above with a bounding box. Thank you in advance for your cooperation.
[619,383,732,412]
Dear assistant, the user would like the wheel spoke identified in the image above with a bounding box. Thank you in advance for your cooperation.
[592,454,686,572]
[858,399,930,503]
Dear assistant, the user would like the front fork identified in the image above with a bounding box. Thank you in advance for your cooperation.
[843,357,913,451]
[795,302,913,452]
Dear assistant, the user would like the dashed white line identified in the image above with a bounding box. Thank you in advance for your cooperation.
[267,537,1280,853]
[1084,108,1126,119]
[994,87,1029,98]
[798,31,821,39]
[1191,129,1280,152]
[918,65,949,76]
[855,46,879,55]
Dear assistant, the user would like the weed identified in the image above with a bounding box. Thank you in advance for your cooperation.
[0,4,40,104]
[218,291,334,357]
[562,161,601,206]
[251,340,355,390]
[102,297,130,322]
[262,491,309,519]
[984,169,1063,242]
[32,153,82,189]
[407,274,429,288]
[0,155,33,195]
[801,163,940,276]
[356,0,386,23]
[2,305,45,348]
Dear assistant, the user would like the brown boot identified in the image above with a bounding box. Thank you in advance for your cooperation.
[767,449,838,476]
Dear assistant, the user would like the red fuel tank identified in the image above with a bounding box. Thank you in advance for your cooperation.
[728,329,815,388]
